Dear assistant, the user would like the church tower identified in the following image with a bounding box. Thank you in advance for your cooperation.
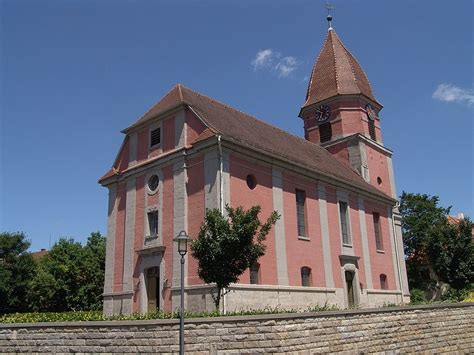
[299,13,397,199]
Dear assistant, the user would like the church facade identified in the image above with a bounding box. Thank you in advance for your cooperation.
[99,24,410,315]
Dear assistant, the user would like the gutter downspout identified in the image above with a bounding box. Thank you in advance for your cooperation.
[391,201,404,304]
[217,135,227,314]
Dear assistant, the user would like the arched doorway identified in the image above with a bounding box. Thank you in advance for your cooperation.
[146,267,160,312]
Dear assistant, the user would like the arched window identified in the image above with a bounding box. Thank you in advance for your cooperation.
[301,267,312,287]
[250,263,260,284]
[246,174,257,190]
[380,274,388,290]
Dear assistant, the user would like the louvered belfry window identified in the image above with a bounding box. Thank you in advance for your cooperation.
[319,122,332,143]
[368,118,376,140]
[150,128,161,147]
[295,189,306,237]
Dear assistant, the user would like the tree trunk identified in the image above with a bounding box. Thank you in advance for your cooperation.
[213,287,222,310]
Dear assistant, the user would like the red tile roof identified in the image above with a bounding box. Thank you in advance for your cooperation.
[120,84,392,201]
[303,29,378,109]
[31,249,48,260]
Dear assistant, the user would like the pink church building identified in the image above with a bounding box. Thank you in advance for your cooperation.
[99,22,409,315]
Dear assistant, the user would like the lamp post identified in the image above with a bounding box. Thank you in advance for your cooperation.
[173,230,189,355]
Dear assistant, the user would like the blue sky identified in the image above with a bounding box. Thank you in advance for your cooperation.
[1,0,472,251]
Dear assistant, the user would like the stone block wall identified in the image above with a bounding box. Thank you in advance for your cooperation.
[1,303,473,354]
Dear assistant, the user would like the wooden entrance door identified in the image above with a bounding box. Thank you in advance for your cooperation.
[345,271,355,308]
[146,267,160,312]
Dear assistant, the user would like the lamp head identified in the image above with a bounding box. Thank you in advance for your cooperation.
[173,230,189,256]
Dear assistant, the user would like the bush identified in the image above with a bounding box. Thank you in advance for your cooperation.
[441,284,473,303]
[0,304,341,324]
[463,292,474,302]
[410,288,427,304]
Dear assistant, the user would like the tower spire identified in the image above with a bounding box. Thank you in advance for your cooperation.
[326,1,335,30]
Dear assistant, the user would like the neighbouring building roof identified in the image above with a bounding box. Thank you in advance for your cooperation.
[31,248,48,260]
[302,29,378,109]
[119,84,393,202]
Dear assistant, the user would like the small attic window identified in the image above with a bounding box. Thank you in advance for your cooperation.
[150,128,161,147]
[319,122,332,143]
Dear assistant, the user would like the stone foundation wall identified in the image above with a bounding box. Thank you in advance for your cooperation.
[173,283,407,313]
[1,303,473,354]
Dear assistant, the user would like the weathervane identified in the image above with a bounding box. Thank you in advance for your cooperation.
[326,1,335,30]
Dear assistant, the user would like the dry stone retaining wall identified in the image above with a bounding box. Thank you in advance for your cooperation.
[1,303,473,354]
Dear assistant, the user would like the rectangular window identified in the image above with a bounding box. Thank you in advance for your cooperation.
[339,201,351,245]
[147,211,159,237]
[373,212,383,250]
[150,127,161,147]
[295,189,306,237]
[250,264,259,285]
[319,122,332,143]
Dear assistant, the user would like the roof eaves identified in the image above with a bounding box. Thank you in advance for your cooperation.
[219,135,395,204]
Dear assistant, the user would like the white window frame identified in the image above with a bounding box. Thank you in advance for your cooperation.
[295,189,307,239]
[337,191,353,247]
[147,210,159,238]
[301,266,312,287]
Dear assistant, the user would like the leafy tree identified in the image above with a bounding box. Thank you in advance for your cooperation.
[0,232,36,314]
[429,218,473,290]
[77,232,106,310]
[28,232,106,312]
[191,205,279,310]
[399,192,473,296]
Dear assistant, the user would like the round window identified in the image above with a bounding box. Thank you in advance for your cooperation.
[246,174,257,190]
[148,175,159,192]
[377,177,382,185]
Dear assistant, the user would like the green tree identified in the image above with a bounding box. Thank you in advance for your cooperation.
[77,232,106,310]
[191,205,279,310]
[429,218,473,290]
[399,192,473,296]
[0,232,36,314]
[28,232,106,312]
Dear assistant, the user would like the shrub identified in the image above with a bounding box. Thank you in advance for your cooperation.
[410,288,427,304]
[441,284,473,303]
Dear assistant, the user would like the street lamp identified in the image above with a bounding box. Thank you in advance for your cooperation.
[173,230,189,355]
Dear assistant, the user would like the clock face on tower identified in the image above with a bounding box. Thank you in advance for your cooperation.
[314,104,330,122]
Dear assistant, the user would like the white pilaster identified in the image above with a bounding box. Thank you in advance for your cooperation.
[103,184,117,314]
[175,110,186,149]
[122,178,136,293]
[387,207,401,293]
[272,168,289,286]
[204,150,220,210]
[172,159,188,309]
[317,184,334,288]
[386,156,397,199]
[129,133,137,167]
[358,196,373,290]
